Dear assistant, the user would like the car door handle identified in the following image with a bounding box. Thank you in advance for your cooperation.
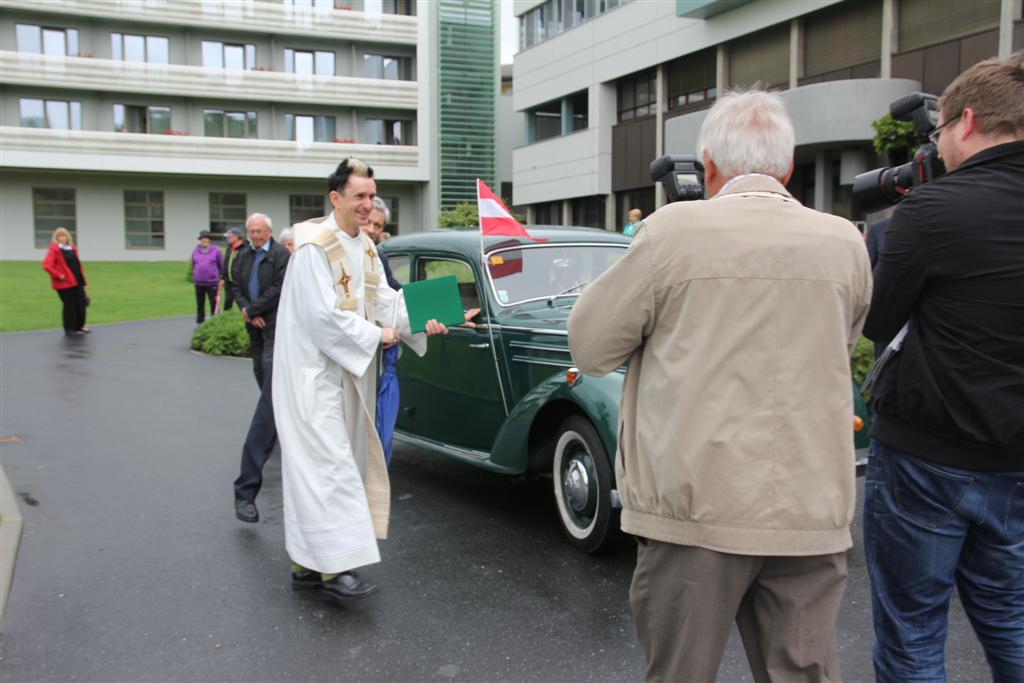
[468,343,490,349]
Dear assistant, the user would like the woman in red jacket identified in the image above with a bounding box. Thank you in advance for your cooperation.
[41,227,90,336]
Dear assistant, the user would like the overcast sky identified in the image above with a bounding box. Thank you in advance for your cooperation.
[500,0,515,65]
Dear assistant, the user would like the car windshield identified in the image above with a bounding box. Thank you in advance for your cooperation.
[486,244,626,306]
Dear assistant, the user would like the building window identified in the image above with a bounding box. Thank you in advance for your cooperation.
[529,100,562,142]
[363,118,413,145]
[286,0,333,7]
[382,0,416,15]
[209,193,246,239]
[286,114,336,142]
[572,195,605,229]
[569,90,588,131]
[667,48,717,112]
[201,41,256,70]
[111,33,169,64]
[16,24,78,56]
[33,188,76,249]
[284,48,335,76]
[379,196,400,235]
[113,104,171,133]
[898,0,1000,53]
[363,53,413,80]
[289,194,325,224]
[124,190,165,249]
[615,187,655,230]
[19,99,81,130]
[802,0,882,82]
[203,110,257,138]
[520,0,622,50]
[618,69,656,122]
[729,23,790,90]
[534,200,562,225]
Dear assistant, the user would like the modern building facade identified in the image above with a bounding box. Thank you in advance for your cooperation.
[511,0,1024,229]
[0,0,497,261]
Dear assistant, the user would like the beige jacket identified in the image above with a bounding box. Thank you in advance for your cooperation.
[568,176,872,556]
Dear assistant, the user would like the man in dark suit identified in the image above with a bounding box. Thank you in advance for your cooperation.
[231,212,290,523]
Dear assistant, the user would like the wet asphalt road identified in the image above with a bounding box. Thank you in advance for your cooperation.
[0,318,990,682]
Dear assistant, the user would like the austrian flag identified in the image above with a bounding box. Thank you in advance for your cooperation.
[476,179,545,241]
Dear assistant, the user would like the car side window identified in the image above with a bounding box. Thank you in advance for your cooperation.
[386,254,411,285]
[417,258,479,312]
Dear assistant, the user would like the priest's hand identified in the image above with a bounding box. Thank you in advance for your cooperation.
[424,319,449,336]
[461,307,481,328]
[381,326,401,348]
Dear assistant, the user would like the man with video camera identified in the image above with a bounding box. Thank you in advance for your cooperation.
[862,51,1024,682]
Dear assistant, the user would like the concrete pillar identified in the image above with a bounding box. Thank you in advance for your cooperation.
[526,204,536,225]
[881,0,895,78]
[655,63,667,209]
[789,19,801,90]
[716,44,728,96]
[814,150,833,213]
[605,191,616,231]
[561,97,572,136]
[562,198,572,226]
[999,0,1020,57]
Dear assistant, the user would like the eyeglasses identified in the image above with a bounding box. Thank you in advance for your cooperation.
[928,113,962,145]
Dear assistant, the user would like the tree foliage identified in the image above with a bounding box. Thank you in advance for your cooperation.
[437,202,480,229]
[871,113,918,162]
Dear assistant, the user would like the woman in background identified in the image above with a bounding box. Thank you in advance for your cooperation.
[41,227,90,336]
[622,208,643,237]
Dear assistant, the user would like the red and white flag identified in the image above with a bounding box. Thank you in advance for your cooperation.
[477,179,545,241]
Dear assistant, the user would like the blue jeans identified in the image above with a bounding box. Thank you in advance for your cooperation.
[864,441,1024,683]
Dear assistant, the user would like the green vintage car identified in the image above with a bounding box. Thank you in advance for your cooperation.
[381,227,871,554]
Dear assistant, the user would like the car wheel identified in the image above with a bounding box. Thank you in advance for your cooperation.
[552,415,615,554]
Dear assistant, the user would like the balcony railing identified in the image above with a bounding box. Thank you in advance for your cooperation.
[0,126,425,181]
[0,52,418,110]
[0,0,417,44]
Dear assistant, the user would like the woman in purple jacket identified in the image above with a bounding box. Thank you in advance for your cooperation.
[191,230,224,324]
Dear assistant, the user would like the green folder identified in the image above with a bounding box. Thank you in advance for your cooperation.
[402,275,465,333]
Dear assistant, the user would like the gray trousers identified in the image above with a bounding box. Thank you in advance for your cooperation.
[629,539,848,683]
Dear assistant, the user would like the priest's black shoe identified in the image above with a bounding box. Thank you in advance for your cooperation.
[291,568,321,590]
[234,498,258,523]
[317,572,378,601]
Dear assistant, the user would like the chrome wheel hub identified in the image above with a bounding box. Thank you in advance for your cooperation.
[563,458,591,513]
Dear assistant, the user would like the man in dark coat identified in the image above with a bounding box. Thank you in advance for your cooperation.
[231,212,290,523]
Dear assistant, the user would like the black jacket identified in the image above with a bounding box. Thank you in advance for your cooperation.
[231,238,290,329]
[378,251,402,291]
[863,140,1024,472]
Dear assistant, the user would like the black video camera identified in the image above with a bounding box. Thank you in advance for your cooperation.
[650,154,705,202]
[852,92,946,215]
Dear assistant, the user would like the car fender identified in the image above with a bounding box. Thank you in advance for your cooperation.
[488,370,623,474]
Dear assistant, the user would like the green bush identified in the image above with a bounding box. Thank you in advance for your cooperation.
[190,309,250,357]
[851,335,874,386]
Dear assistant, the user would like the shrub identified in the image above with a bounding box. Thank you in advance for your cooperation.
[190,309,250,357]
[851,335,874,386]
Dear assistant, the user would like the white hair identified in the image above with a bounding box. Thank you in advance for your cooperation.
[246,212,273,230]
[371,196,391,224]
[278,227,294,243]
[696,88,795,180]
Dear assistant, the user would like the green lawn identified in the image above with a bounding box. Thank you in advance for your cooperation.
[0,260,197,332]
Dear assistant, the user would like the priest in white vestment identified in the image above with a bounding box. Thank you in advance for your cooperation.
[272,158,448,601]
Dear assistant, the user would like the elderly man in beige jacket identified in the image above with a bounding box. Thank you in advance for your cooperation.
[568,90,872,682]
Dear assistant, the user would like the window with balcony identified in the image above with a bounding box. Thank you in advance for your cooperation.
[898,0,1000,52]
[113,104,172,134]
[802,0,882,84]
[33,188,76,249]
[16,24,79,56]
[363,117,413,145]
[124,190,165,249]
[729,23,790,90]
[209,193,247,239]
[286,114,336,143]
[203,110,257,138]
[284,48,335,76]
[19,99,82,130]
[111,33,169,64]
[667,48,717,113]
[618,69,656,122]
[363,53,413,80]
[202,41,256,70]
[289,194,325,224]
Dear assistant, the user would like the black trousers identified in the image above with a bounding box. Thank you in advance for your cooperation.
[57,286,87,333]
[247,323,275,389]
[194,284,217,323]
[233,369,278,503]
[222,283,235,312]
[233,325,278,503]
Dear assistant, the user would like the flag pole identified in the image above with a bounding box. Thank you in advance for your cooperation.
[476,178,485,274]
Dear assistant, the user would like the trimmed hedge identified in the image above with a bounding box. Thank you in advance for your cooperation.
[190,309,250,357]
